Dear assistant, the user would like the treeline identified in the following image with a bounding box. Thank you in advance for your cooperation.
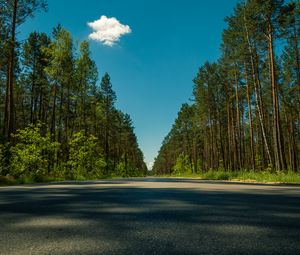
[153,0,300,175]
[0,0,147,181]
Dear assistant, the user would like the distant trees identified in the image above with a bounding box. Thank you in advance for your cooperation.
[154,104,200,175]
[0,1,147,179]
[153,0,300,174]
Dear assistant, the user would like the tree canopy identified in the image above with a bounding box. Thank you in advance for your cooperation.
[153,0,300,175]
[0,1,147,180]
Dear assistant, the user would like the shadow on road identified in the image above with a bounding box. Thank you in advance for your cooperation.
[0,179,299,254]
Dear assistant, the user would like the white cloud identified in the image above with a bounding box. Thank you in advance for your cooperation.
[87,15,131,46]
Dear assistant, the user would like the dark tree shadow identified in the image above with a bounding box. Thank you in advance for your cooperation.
[0,178,299,255]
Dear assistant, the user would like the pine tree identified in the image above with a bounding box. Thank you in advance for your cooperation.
[99,73,116,174]
[74,41,98,134]
[22,32,51,125]
[2,0,47,139]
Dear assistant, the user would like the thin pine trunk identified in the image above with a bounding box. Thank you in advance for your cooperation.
[267,21,286,170]
[4,0,18,139]
[244,63,255,170]
[243,14,272,167]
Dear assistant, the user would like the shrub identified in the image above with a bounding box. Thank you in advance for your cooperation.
[0,144,4,175]
[0,142,11,176]
[67,131,106,179]
[0,143,6,175]
[10,123,60,179]
[173,153,193,175]
[114,162,126,177]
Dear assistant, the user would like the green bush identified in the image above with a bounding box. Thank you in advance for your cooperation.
[0,142,11,176]
[111,162,145,178]
[10,124,60,179]
[114,162,126,177]
[127,165,145,177]
[198,169,300,183]
[67,131,106,179]
[0,143,5,175]
[173,153,193,175]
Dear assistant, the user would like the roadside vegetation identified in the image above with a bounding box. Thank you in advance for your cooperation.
[0,124,146,186]
[0,0,147,185]
[153,0,300,183]
[155,153,300,183]
[2,0,300,185]
[158,170,300,184]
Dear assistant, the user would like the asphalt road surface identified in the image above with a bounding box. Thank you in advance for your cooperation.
[0,178,300,255]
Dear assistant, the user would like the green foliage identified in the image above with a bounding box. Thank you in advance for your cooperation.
[173,153,193,175]
[10,123,59,178]
[202,169,233,180]
[1,18,147,184]
[156,170,300,184]
[153,104,199,175]
[67,131,106,179]
[0,143,6,175]
[255,154,263,170]
[199,170,300,184]
[112,162,145,178]
[113,162,127,177]
[154,0,300,175]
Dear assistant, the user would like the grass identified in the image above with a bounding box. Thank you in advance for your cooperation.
[1,171,300,186]
[0,175,111,186]
[158,170,300,184]
[202,169,300,183]
[0,175,18,186]
[0,175,65,186]
[0,174,146,186]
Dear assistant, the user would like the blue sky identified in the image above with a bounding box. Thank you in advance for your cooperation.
[20,0,239,168]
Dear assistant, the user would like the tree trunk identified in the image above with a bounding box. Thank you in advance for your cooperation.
[226,98,232,171]
[50,84,57,141]
[244,63,255,170]
[30,60,36,123]
[234,69,242,170]
[267,20,286,170]
[243,13,272,167]
[4,0,18,139]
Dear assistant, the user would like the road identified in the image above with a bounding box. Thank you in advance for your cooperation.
[0,178,299,255]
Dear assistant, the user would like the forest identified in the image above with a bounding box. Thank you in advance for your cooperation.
[153,0,300,177]
[2,0,300,184]
[0,0,147,183]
